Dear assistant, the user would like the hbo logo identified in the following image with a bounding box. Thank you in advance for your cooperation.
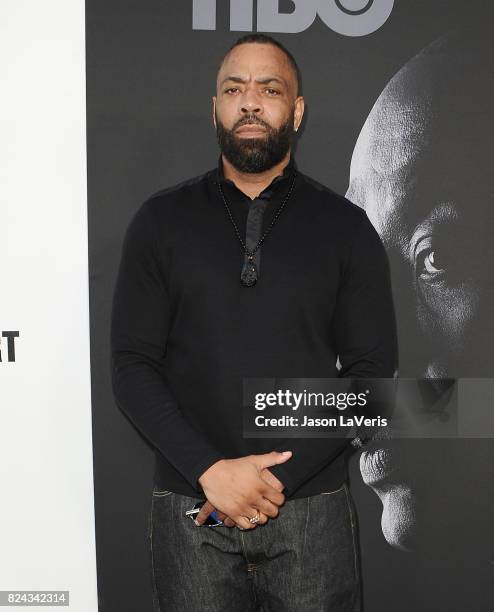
[192,0,394,37]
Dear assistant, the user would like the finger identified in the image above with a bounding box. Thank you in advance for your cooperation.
[233,504,263,530]
[253,451,292,470]
[258,482,285,507]
[256,511,269,525]
[245,505,270,526]
[255,496,280,519]
[236,511,269,526]
[234,515,257,530]
[261,467,285,491]
[194,500,215,526]
[223,517,236,527]
[245,510,270,526]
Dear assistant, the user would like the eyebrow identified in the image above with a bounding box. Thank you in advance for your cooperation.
[220,75,287,88]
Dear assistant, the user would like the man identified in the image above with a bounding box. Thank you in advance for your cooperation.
[346,26,494,564]
[111,34,397,611]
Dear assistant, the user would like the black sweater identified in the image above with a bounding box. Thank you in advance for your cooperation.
[110,156,398,499]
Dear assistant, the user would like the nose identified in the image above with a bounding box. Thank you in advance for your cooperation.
[240,87,262,115]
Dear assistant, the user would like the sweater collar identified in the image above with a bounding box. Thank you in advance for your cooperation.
[215,155,296,201]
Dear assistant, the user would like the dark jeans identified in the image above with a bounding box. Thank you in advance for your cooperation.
[148,482,361,611]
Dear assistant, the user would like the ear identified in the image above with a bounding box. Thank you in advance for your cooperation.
[293,96,305,132]
[212,96,217,129]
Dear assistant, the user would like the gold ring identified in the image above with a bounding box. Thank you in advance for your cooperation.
[249,510,260,524]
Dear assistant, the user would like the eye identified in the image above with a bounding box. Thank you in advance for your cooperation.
[264,88,280,96]
[421,250,443,275]
[415,244,455,282]
[416,248,444,279]
[224,87,239,94]
[413,235,446,281]
[414,228,470,288]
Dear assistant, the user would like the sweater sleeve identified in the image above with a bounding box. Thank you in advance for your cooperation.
[269,211,399,496]
[110,202,225,492]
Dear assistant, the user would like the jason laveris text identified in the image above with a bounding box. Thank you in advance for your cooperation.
[254,415,388,428]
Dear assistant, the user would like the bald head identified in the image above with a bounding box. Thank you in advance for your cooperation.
[217,34,301,99]
[347,28,494,247]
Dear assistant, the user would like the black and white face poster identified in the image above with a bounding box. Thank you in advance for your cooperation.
[2,2,493,611]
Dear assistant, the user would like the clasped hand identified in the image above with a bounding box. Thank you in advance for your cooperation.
[195,451,292,529]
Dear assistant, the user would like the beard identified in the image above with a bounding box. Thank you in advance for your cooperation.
[215,110,295,173]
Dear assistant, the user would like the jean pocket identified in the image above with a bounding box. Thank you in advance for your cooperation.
[318,483,346,496]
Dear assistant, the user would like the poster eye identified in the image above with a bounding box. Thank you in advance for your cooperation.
[423,250,443,274]
[418,243,465,283]
[416,248,446,280]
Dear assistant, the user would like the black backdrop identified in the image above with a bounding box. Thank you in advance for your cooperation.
[86,2,494,610]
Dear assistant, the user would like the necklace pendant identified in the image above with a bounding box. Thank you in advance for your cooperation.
[241,256,258,287]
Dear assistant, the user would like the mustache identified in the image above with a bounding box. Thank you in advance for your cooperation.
[232,115,273,132]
